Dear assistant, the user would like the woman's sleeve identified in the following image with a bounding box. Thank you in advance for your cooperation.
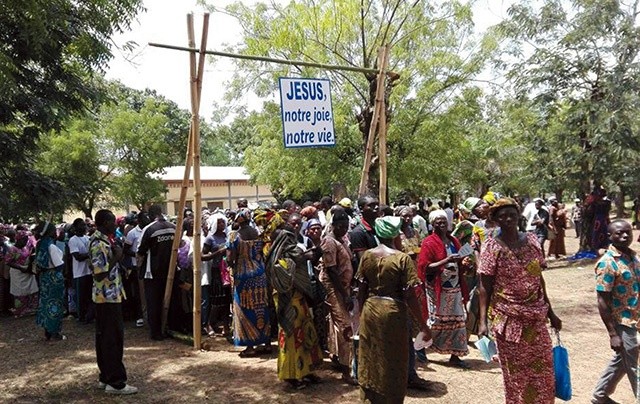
[355,250,369,282]
[477,237,498,276]
[49,244,64,268]
[403,254,421,288]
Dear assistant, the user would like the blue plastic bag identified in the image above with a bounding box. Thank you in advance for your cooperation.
[476,336,497,363]
[553,330,572,401]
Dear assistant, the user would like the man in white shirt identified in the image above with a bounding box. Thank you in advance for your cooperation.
[123,211,150,327]
[412,206,429,239]
[68,218,93,323]
[523,200,540,232]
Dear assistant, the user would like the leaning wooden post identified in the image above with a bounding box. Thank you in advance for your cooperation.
[161,127,194,334]
[378,43,391,205]
[189,13,209,349]
[358,46,388,197]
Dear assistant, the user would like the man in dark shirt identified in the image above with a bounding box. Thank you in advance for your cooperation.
[137,204,175,340]
[349,196,380,266]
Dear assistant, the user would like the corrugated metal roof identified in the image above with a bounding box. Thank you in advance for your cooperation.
[159,166,250,181]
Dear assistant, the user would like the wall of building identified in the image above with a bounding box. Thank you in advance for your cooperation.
[164,180,274,215]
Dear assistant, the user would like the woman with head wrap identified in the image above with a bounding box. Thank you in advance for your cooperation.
[478,198,562,403]
[452,197,489,340]
[201,212,231,338]
[265,216,323,389]
[4,230,39,317]
[417,210,469,368]
[317,209,356,384]
[34,220,67,340]
[226,208,271,356]
[304,218,330,354]
[394,205,421,261]
[253,208,286,254]
[453,198,482,245]
[356,216,431,403]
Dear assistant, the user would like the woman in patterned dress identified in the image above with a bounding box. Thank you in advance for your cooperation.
[226,208,271,356]
[265,219,323,389]
[35,221,67,341]
[478,198,562,404]
[4,230,38,317]
[417,210,469,368]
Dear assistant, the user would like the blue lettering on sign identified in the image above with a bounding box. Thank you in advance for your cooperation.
[285,80,324,100]
[279,77,335,148]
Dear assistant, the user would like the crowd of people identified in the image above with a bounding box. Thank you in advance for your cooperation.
[0,189,636,403]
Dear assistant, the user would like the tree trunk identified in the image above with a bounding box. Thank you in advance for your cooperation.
[81,208,93,220]
[616,187,625,218]
[331,183,348,201]
[554,188,564,203]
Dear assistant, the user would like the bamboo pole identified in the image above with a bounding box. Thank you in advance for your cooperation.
[189,13,209,350]
[358,46,389,197]
[148,43,381,75]
[161,21,198,335]
[378,44,391,205]
[161,129,194,334]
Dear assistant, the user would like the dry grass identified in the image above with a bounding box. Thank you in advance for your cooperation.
[0,233,637,403]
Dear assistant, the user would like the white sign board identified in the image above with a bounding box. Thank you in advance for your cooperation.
[279,77,335,148]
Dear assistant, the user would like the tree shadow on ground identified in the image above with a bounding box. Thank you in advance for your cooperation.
[0,315,363,403]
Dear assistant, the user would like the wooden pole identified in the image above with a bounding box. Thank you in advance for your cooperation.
[161,130,194,334]
[358,46,389,197]
[161,19,197,336]
[189,13,209,350]
[162,13,209,348]
[378,44,391,205]
[148,42,381,75]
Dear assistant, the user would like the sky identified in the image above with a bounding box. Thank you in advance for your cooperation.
[105,0,515,120]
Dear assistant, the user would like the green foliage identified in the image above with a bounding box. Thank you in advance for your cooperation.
[202,0,498,200]
[498,0,640,196]
[237,101,362,199]
[0,0,144,218]
[38,81,196,216]
[37,118,106,217]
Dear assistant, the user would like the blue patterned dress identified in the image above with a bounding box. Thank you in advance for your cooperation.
[227,230,271,346]
[35,239,65,335]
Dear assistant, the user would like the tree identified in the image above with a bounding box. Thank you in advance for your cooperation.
[499,0,640,200]
[37,117,109,219]
[0,0,144,218]
[94,83,192,211]
[201,0,496,200]
[38,81,195,216]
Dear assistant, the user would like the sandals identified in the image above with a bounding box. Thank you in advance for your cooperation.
[238,348,259,358]
[205,325,216,337]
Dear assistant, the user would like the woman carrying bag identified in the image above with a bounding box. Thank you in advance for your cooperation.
[478,198,562,404]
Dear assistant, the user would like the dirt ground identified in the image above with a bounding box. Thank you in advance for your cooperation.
[0,230,638,404]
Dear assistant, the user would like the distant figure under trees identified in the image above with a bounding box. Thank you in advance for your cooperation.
[579,186,611,254]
